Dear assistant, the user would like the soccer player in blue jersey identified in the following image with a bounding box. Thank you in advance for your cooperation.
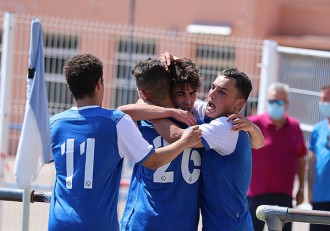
[192,68,258,231]
[120,56,263,230]
[47,54,202,231]
[157,67,262,231]
[119,58,203,231]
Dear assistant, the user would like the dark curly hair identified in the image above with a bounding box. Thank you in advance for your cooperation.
[132,58,170,104]
[168,58,202,92]
[63,54,103,100]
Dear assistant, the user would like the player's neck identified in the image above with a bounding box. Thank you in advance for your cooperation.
[76,97,102,108]
[157,98,174,108]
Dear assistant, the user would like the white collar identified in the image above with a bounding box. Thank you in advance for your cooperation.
[71,105,100,110]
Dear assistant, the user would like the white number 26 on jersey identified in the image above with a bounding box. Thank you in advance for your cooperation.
[153,136,201,184]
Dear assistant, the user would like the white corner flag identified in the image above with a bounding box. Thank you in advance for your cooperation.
[14,18,52,189]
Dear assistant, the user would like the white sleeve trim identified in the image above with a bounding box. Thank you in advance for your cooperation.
[116,114,154,163]
[200,117,238,155]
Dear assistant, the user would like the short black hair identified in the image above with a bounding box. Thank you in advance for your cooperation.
[218,68,252,100]
[132,58,170,104]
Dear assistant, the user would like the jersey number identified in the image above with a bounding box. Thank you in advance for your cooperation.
[61,138,95,189]
[153,136,201,184]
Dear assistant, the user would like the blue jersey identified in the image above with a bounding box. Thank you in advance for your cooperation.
[309,119,330,202]
[194,100,253,231]
[48,106,155,231]
[201,130,253,231]
[120,119,202,231]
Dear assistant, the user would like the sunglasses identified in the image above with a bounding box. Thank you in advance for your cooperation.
[268,99,285,106]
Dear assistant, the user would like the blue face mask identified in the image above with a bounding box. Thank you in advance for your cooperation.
[268,103,285,120]
[319,102,330,118]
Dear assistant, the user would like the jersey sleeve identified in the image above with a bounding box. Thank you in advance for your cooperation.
[116,114,155,163]
[193,99,207,121]
[199,117,239,155]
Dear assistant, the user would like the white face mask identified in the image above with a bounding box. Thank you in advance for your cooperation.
[319,102,330,118]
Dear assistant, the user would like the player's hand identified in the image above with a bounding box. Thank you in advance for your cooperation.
[171,108,197,126]
[180,125,202,147]
[159,51,182,71]
[227,114,253,132]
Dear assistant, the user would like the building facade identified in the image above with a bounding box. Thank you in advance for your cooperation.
[1,0,330,50]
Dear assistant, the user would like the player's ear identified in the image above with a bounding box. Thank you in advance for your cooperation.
[96,77,103,90]
[235,98,245,111]
[139,90,148,101]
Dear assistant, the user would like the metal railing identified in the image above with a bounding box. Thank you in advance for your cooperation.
[0,188,51,203]
[257,205,330,231]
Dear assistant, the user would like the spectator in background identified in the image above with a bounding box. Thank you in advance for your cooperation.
[308,85,330,231]
[247,82,307,231]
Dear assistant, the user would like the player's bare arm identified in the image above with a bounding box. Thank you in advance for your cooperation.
[118,104,197,126]
[142,125,202,170]
[227,113,264,149]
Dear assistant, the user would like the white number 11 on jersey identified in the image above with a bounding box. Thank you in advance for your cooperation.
[61,138,95,190]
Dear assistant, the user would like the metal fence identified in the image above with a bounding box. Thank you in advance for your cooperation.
[258,41,330,141]
[1,11,330,231]
[0,11,263,231]
[257,205,330,231]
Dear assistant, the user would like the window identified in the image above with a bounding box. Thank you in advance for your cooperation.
[112,37,156,107]
[195,44,235,100]
[118,38,156,55]
[114,88,139,108]
[196,44,235,60]
[43,33,79,115]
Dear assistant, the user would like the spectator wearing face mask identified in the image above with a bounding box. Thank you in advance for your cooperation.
[247,82,307,231]
[308,85,330,231]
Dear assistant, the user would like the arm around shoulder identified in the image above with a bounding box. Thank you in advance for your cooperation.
[152,119,185,144]
[228,114,264,149]
[118,104,173,121]
[249,123,264,149]
[142,125,202,169]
